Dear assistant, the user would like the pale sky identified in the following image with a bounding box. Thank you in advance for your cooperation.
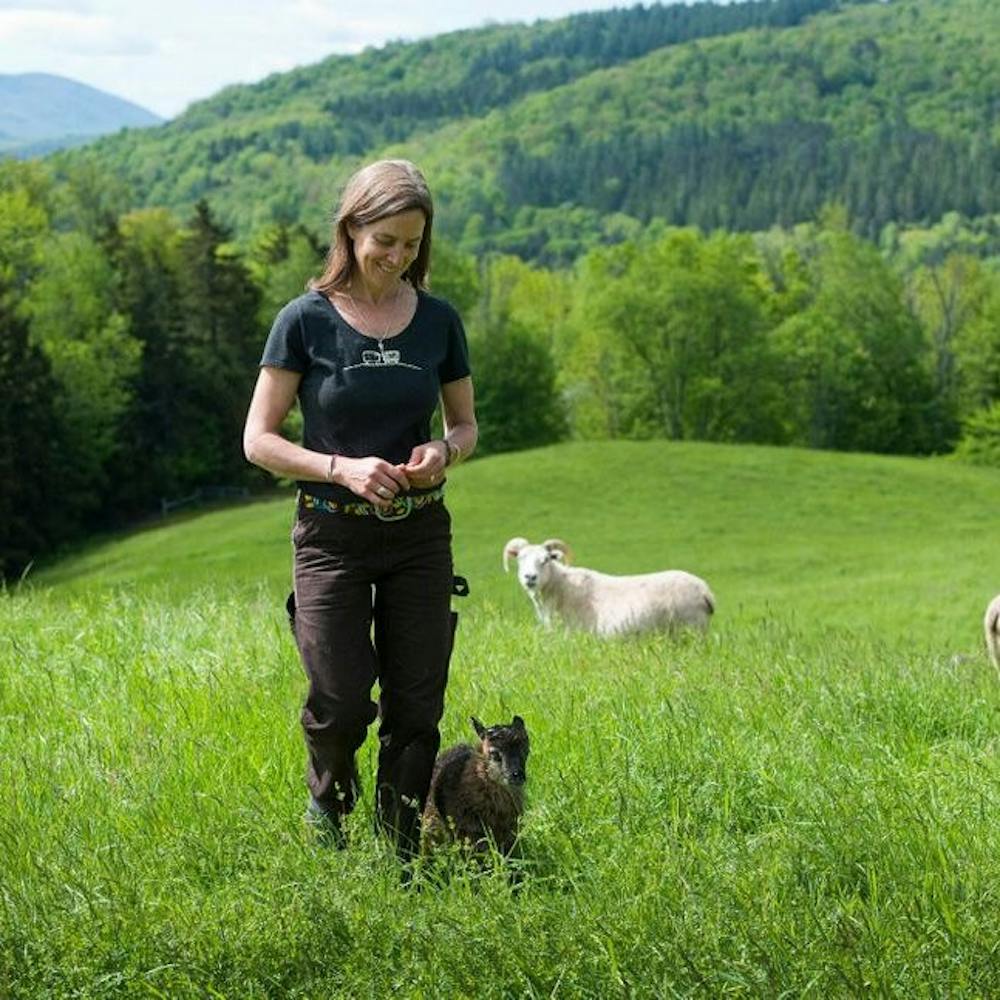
[0,0,632,119]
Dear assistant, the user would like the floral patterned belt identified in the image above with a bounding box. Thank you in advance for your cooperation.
[298,486,445,522]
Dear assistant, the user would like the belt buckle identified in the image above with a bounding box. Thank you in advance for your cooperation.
[374,496,412,521]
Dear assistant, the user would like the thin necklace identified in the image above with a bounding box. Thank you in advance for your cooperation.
[344,283,404,346]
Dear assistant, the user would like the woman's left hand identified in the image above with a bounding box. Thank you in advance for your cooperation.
[401,440,448,489]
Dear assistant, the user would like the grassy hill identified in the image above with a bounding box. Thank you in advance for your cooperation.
[54,0,1000,257]
[6,440,1000,995]
[30,440,1000,652]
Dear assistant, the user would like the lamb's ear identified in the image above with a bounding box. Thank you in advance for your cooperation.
[471,716,487,739]
[502,537,529,573]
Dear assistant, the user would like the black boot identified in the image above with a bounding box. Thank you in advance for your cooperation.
[305,796,347,850]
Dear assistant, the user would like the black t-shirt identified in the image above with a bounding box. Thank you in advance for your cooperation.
[260,288,471,501]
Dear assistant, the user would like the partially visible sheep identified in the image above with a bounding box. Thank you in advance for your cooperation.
[503,537,714,637]
[986,594,1000,676]
[421,715,529,858]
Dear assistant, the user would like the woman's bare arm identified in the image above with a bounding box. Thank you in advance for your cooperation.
[243,367,331,482]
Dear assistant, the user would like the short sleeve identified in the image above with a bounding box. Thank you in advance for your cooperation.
[260,299,307,372]
[438,305,471,385]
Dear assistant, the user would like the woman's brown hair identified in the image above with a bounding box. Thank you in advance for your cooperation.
[310,159,434,296]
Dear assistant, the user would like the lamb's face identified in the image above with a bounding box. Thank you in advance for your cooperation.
[516,545,560,594]
[474,716,530,788]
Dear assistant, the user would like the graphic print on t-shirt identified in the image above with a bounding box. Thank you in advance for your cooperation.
[344,340,422,372]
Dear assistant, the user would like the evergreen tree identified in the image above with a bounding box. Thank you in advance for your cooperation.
[109,208,189,517]
[176,199,263,487]
[953,402,1000,468]
[0,287,60,579]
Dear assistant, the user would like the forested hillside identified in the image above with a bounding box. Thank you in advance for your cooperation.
[54,0,999,256]
[57,0,848,240]
[3,0,1000,579]
[444,0,999,256]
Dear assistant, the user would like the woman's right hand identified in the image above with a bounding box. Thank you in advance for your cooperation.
[333,455,410,506]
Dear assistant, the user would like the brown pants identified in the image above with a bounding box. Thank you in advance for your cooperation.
[290,500,456,856]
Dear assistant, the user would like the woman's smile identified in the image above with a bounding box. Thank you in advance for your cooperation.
[349,208,426,297]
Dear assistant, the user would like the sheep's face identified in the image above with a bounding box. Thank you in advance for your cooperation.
[472,716,530,788]
[515,545,563,594]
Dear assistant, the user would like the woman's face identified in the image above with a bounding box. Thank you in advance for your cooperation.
[348,208,426,293]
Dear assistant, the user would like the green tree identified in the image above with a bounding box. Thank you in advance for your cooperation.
[110,207,188,516]
[573,228,787,443]
[52,155,134,242]
[24,231,141,524]
[903,253,998,448]
[946,258,1000,418]
[772,213,940,453]
[469,317,567,456]
[0,163,49,298]
[175,200,263,486]
[110,203,265,515]
[952,402,1000,468]
[0,284,60,578]
[427,237,481,317]
[246,222,324,330]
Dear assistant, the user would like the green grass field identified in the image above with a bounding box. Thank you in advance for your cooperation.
[3,441,1000,997]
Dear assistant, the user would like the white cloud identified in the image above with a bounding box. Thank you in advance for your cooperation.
[0,10,155,57]
[0,1,92,8]
[0,0,629,118]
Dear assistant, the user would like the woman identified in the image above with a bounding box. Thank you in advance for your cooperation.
[243,159,477,858]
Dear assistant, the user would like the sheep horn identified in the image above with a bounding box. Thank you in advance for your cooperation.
[502,536,529,573]
[542,538,572,564]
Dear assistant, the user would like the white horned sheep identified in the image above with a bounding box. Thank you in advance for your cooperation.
[986,594,1000,676]
[502,537,715,637]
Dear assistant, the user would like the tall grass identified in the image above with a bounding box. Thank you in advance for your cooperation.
[31,441,998,651]
[4,442,1000,997]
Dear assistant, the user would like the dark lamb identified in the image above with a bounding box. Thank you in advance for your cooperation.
[421,715,529,857]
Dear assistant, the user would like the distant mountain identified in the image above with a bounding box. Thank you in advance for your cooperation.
[0,73,162,157]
